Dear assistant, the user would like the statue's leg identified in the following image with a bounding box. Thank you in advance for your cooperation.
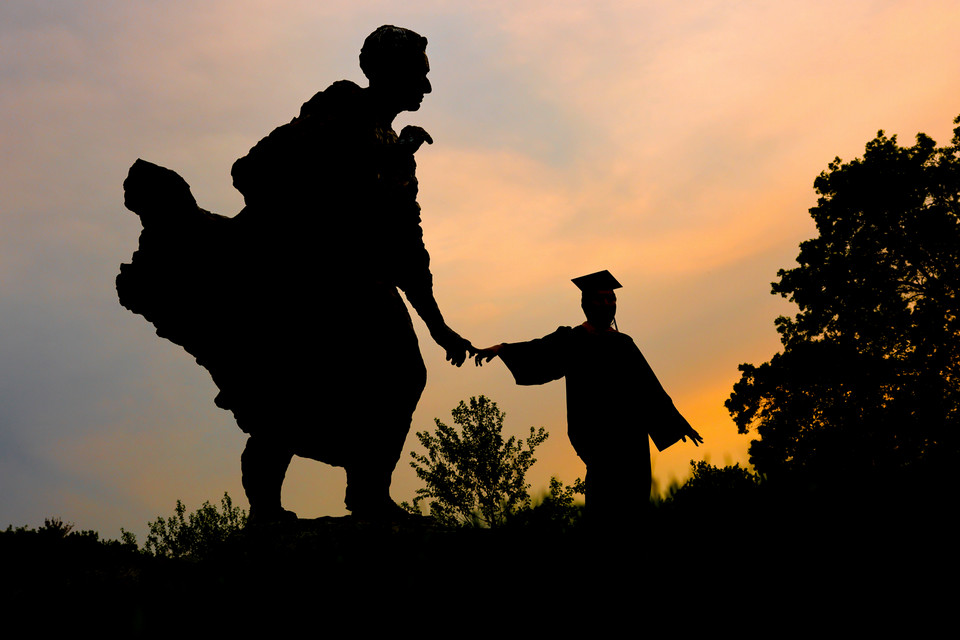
[343,408,418,518]
[344,349,426,519]
[344,464,397,515]
[242,435,297,524]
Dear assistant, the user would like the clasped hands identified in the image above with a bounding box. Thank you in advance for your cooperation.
[432,328,502,368]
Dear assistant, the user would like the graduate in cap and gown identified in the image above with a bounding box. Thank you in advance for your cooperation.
[475,270,702,523]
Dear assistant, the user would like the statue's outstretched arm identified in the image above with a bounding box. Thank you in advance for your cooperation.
[404,288,473,367]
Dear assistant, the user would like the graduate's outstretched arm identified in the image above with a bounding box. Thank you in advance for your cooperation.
[681,424,704,446]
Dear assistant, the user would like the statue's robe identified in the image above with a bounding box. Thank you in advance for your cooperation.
[118,80,433,471]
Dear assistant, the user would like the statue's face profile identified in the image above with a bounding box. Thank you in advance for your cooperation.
[582,291,617,328]
[375,51,432,113]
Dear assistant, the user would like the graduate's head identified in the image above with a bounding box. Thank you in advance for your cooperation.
[360,25,431,113]
[573,270,621,329]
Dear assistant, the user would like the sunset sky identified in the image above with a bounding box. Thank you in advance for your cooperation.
[2,1,959,539]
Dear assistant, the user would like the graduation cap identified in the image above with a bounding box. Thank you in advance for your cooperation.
[571,270,622,293]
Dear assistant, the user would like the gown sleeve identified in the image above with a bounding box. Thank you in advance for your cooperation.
[630,343,693,452]
[497,327,573,386]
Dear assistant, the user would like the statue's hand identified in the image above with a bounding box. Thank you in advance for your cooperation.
[431,325,473,368]
[399,125,434,153]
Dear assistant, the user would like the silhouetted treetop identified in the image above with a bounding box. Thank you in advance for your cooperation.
[406,396,549,527]
[728,116,960,481]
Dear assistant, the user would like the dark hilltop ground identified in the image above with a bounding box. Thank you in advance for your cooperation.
[3,488,955,634]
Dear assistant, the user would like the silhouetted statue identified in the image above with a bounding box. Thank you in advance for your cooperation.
[118,26,472,523]
[475,270,702,525]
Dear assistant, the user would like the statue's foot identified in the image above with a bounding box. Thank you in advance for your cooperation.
[247,506,299,527]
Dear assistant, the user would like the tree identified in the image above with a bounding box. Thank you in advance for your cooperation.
[406,396,549,527]
[143,492,247,559]
[727,117,960,482]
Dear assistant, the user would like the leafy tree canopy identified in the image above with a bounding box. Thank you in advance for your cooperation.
[727,116,960,481]
[406,395,550,527]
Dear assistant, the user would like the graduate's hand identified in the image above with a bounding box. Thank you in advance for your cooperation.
[681,426,704,447]
[474,344,503,366]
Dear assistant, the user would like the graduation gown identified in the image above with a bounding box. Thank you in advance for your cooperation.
[498,323,692,472]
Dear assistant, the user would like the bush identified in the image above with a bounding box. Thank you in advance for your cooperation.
[143,492,246,559]
[663,461,763,512]
[406,396,549,527]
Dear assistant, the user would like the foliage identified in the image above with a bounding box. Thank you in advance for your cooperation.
[727,117,960,481]
[119,527,138,547]
[515,476,585,530]
[6,517,104,543]
[406,396,549,527]
[664,461,762,509]
[38,516,74,537]
[143,492,246,559]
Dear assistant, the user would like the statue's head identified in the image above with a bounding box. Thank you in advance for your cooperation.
[360,25,431,112]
